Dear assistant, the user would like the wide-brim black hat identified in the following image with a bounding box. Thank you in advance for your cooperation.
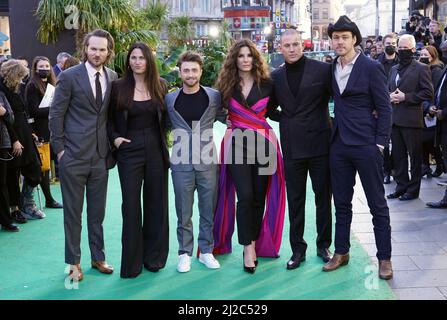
[328,15,362,46]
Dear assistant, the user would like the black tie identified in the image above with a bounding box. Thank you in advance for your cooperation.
[95,72,102,110]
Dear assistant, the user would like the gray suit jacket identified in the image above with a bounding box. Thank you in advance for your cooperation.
[49,63,118,160]
[165,86,226,171]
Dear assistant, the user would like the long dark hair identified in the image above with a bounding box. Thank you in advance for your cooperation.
[28,56,56,96]
[215,39,270,108]
[116,42,166,111]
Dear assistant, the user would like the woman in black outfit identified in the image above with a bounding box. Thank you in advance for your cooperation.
[0,59,42,223]
[108,42,169,278]
[25,56,63,208]
[0,92,19,231]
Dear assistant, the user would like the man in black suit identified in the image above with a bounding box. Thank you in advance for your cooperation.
[271,29,332,270]
[323,16,393,280]
[387,34,434,201]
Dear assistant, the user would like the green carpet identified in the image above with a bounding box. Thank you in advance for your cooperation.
[0,122,395,300]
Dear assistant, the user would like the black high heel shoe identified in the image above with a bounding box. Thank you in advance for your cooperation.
[243,252,256,274]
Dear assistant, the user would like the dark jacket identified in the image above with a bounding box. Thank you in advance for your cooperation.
[271,57,332,159]
[332,53,392,147]
[0,91,14,149]
[376,52,399,80]
[389,60,434,128]
[25,81,51,141]
[107,79,170,168]
[0,78,40,167]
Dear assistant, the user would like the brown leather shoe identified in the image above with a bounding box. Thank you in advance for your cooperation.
[91,261,114,274]
[322,253,349,272]
[69,264,83,282]
[378,260,393,280]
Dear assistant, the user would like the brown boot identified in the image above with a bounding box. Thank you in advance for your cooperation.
[378,260,393,280]
[322,253,349,272]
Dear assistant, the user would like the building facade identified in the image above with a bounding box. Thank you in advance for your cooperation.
[345,0,409,38]
[137,0,223,42]
[312,0,343,50]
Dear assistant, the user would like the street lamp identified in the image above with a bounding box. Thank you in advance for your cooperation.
[209,26,220,38]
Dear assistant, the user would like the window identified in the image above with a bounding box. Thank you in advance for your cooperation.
[196,24,207,37]
[201,0,211,13]
[322,8,328,20]
[313,9,319,20]
[179,0,188,13]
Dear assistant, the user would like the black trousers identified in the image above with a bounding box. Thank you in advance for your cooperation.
[228,162,269,246]
[383,143,393,176]
[391,126,423,196]
[422,127,443,170]
[284,155,332,256]
[0,158,12,226]
[117,128,169,278]
[6,161,41,207]
[330,134,391,260]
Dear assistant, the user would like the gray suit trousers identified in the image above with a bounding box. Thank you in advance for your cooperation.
[172,168,217,256]
[60,151,108,264]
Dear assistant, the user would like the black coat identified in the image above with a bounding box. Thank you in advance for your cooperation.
[0,78,40,168]
[25,81,51,142]
[107,79,170,168]
[271,57,332,159]
[389,60,434,128]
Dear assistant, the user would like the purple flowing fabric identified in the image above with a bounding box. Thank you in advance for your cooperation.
[213,96,286,257]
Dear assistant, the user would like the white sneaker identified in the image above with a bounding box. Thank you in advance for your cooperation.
[199,253,221,269]
[177,253,191,273]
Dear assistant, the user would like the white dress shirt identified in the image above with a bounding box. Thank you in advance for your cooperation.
[335,50,361,94]
[85,61,107,100]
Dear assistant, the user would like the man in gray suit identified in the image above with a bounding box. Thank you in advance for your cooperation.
[49,29,118,282]
[165,51,227,273]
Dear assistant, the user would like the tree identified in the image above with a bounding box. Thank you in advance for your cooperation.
[36,0,158,74]
[140,1,169,32]
[167,16,194,48]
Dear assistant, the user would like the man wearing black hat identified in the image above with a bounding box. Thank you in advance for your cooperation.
[323,15,394,280]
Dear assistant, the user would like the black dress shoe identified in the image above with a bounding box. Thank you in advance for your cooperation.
[399,193,418,201]
[317,248,332,263]
[45,201,63,209]
[243,252,256,273]
[426,199,447,208]
[383,175,391,184]
[144,264,162,272]
[11,210,27,224]
[286,253,306,270]
[386,191,404,199]
[1,224,20,232]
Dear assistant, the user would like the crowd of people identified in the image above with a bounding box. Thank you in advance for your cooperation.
[3,13,447,284]
[0,51,81,232]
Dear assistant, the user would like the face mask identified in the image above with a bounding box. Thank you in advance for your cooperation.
[398,49,414,65]
[37,69,50,79]
[419,57,430,64]
[385,45,396,55]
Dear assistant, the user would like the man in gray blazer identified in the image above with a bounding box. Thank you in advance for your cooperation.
[49,29,118,282]
[165,51,227,273]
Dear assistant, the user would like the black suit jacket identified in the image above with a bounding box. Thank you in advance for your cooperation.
[389,60,434,128]
[271,57,332,160]
[107,79,170,168]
